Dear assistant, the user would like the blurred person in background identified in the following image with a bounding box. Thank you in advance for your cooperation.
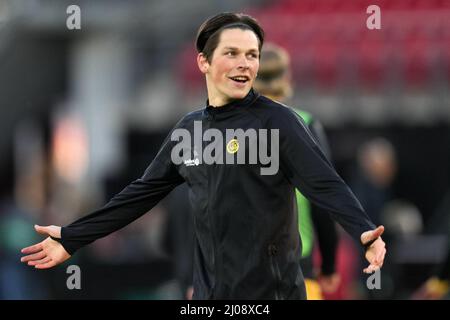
[351,138,397,227]
[0,136,50,299]
[350,138,398,299]
[253,42,340,299]
[20,12,386,300]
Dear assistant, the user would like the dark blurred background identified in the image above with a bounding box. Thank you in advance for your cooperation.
[0,0,449,299]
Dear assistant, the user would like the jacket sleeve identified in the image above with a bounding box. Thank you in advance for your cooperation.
[271,108,376,245]
[306,118,338,275]
[59,124,185,255]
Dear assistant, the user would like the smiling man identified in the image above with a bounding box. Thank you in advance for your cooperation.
[21,12,386,300]
[197,27,259,105]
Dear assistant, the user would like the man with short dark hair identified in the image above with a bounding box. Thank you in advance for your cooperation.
[21,12,386,300]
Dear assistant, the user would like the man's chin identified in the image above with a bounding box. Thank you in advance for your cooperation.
[230,88,251,99]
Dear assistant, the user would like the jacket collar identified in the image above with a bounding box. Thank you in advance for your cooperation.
[204,89,260,117]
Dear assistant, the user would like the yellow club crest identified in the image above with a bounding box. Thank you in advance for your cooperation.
[226,138,239,154]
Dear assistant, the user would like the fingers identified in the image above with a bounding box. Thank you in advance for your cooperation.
[376,247,387,265]
[361,225,385,245]
[364,248,386,273]
[372,225,385,239]
[34,225,62,238]
[364,239,386,273]
[21,225,60,255]
[370,238,386,264]
[35,259,56,269]
[34,224,48,235]
[34,225,51,236]
[363,259,382,273]
[21,250,46,263]
[21,242,43,255]
[22,225,62,256]
[363,264,380,274]
[27,257,51,266]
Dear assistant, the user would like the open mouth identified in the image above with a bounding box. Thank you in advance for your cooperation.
[228,76,250,84]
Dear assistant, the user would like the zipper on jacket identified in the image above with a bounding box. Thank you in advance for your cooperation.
[205,114,217,296]
[268,244,283,300]
[207,163,217,293]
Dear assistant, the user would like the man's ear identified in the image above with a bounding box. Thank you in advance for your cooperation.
[197,53,209,74]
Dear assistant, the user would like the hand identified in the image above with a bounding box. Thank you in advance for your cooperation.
[318,273,341,294]
[360,225,386,274]
[20,225,71,269]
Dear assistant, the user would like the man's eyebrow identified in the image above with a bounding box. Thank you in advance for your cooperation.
[223,46,259,52]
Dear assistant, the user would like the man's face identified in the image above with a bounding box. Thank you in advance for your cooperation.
[198,28,260,106]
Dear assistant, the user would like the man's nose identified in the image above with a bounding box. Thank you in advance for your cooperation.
[237,55,250,69]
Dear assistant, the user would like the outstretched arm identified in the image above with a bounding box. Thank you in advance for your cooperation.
[21,225,71,269]
[272,107,386,273]
[20,119,186,263]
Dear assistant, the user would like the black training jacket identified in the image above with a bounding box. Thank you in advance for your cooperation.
[59,89,375,299]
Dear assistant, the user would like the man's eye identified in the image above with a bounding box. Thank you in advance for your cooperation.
[226,51,236,56]
[248,53,258,59]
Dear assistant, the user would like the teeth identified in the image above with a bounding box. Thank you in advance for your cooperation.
[231,76,248,81]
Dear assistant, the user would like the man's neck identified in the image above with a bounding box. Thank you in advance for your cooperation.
[208,96,230,107]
